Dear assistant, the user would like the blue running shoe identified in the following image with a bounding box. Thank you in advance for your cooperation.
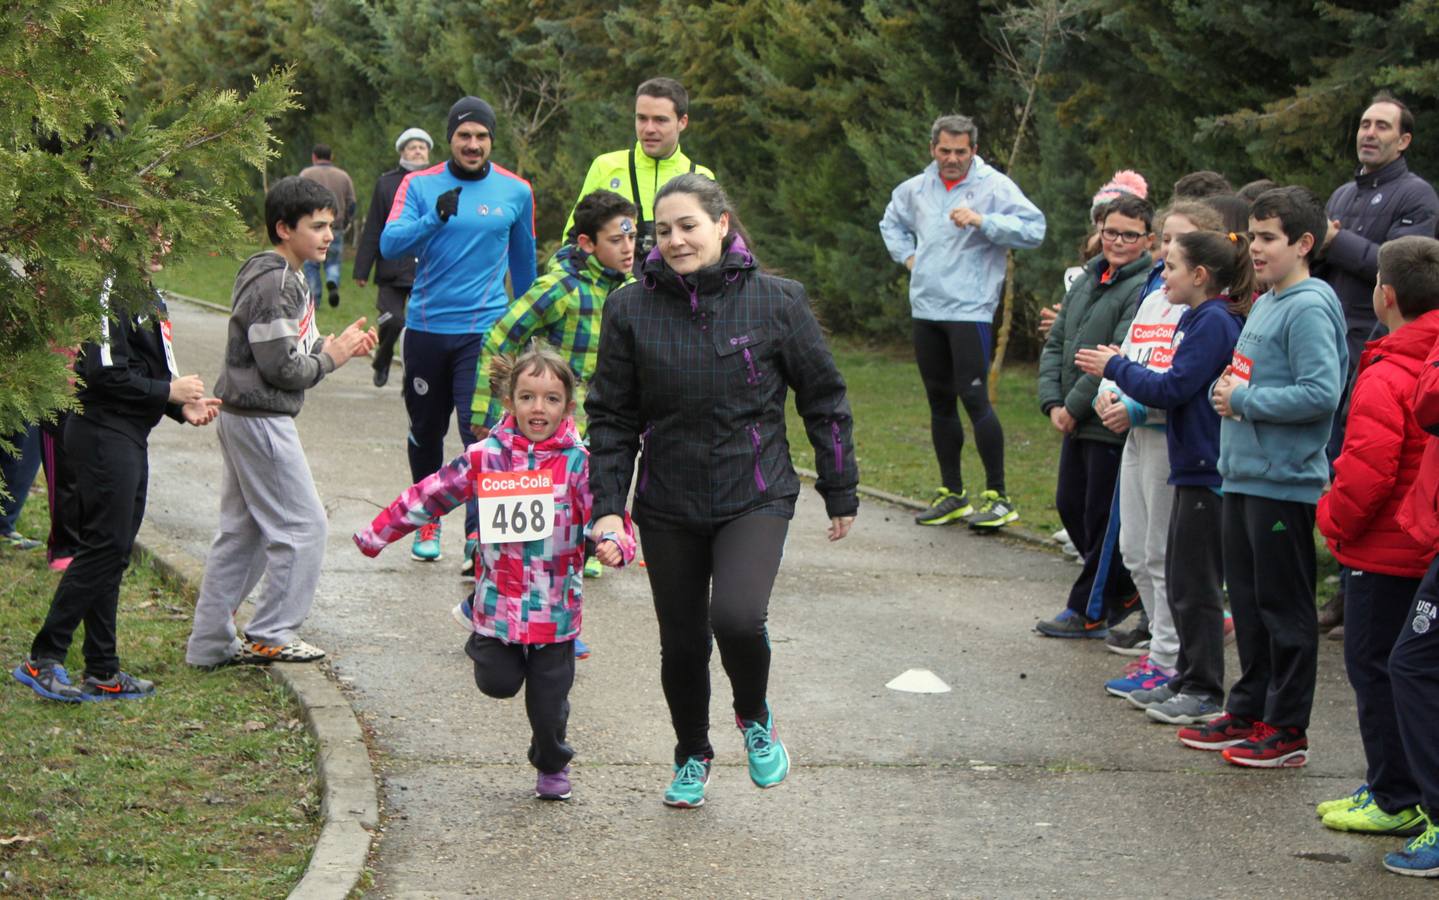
[574,637,591,660]
[451,595,475,633]
[738,701,790,788]
[663,756,711,808]
[1386,816,1439,877]
[1035,608,1108,639]
[1104,658,1174,698]
[80,670,155,701]
[461,531,478,578]
[12,657,82,703]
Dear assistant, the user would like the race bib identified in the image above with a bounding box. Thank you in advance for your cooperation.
[159,320,179,377]
[298,299,319,354]
[1229,350,1253,385]
[476,470,555,544]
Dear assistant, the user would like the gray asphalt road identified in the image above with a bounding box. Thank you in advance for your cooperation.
[139,298,1427,898]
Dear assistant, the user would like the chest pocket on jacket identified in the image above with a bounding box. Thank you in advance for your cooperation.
[713,326,770,386]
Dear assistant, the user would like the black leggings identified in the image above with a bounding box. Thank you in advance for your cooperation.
[639,513,789,765]
[912,319,1004,494]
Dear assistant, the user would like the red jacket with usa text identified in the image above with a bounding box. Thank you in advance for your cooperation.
[1398,312,1439,553]
[1318,310,1439,577]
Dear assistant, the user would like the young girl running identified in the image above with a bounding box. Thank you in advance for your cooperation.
[1077,230,1249,726]
[354,343,633,801]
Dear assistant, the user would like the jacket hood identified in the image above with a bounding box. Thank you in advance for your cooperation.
[1364,308,1439,369]
[640,232,756,297]
[491,412,583,456]
[553,243,629,288]
[233,251,293,299]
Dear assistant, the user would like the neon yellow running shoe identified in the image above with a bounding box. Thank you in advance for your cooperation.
[1316,784,1369,818]
[1323,797,1426,835]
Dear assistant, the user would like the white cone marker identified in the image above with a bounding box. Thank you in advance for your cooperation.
[885,668,951,693]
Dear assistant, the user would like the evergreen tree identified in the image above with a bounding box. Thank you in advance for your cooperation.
[0,0,295,452]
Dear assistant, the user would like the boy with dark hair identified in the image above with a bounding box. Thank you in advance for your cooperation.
[1313,235,1439,835]
[184,176,376,668]
[1181,186,1347,766]
[1035,194,1151,637]
[13,258,222,702]
[1173,170,1233,201]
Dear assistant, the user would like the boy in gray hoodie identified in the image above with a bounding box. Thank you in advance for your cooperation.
[185,177,376,667]
[1177,186,1347,767]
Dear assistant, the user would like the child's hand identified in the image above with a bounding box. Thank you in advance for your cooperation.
[326,318,374,367]
[169,373,206,405]
[1099,399,1131,434]
[1049,406,1076,434]
[1212,372,1238,418]
[1037,303,1061,340]
[1075,345,1121,378]
[594,540,623,567]
[352,530,383,558]
[182,397,222,426]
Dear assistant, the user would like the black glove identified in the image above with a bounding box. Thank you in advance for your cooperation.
[436,187,461,223]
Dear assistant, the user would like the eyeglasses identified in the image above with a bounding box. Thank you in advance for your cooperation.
[1101,228,1148,245]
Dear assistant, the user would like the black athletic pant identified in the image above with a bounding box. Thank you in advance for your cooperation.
[639,513,789,766]
[1390,556,1439,817]
[373,284,409,374]
[1056,436,1131,620]
[1344,569,1423,812]
[912,319,1005,495]
[1165,487,1226,701]
[30,417,147,678]
[466,634,576,775]
[41,410,81,561]
[1222,493,1318,730]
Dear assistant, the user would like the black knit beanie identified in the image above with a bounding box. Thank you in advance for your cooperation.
[447,97,497,142]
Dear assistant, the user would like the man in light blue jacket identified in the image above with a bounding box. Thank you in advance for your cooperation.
[881,114,1046,529]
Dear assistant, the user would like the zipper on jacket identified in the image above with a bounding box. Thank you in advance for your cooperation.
[831,419,844,472]
[742,347,760,385]
[637,425,653,494]
[748,423,768,492]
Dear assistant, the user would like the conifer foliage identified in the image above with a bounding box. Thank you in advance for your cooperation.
[0,0,295,446]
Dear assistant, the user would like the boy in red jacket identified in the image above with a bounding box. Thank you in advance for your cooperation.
[1386,239,1439,877]
[1316,235,1439,845]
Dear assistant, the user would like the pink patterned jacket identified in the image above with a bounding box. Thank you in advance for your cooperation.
[355,414,626,644]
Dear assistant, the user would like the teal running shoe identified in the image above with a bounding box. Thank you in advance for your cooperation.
[411,520,441,561]
[738,701,790,788]
[663,756,711,808]
[1386,815,1439,877]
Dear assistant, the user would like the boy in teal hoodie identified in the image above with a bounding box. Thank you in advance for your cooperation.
[1178,187,1347,768]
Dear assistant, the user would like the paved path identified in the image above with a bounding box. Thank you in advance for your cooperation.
[141,298,1427,898]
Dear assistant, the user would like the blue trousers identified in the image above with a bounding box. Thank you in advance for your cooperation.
[1389,556,1439,816]
[401,329,482,536]
[0,425,41,534]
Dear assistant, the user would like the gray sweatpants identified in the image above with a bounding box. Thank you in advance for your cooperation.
[185,412,327,665]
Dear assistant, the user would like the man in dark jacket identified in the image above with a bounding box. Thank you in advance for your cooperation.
[354,127,432,387]
[13,274,220,703]
[1316,92,1439,631]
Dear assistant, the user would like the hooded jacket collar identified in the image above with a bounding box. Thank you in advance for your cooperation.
[490,411,583,457]
[640,233,756,301]
[1365,308,1439,369]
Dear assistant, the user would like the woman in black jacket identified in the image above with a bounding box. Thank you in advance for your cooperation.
[586,174,858,808]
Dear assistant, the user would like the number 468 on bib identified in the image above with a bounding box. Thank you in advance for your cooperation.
[475,471,555,544]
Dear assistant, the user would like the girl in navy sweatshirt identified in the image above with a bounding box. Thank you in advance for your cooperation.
[1076,230,1248,729]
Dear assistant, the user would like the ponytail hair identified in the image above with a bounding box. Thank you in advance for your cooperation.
[1174,230,1256,318]
[488,340,578,412]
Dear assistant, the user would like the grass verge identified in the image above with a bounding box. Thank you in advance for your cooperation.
[0,490,319,898]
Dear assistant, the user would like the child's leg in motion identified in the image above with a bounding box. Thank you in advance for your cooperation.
[638,526,717,765]
[1166,487,1226,701]
[224,416,328,650]
[466,633,525,699]
[1346,570,1424,812]
[521,642,576,775]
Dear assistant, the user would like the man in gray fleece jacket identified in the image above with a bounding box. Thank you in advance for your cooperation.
[186,176,376,667]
